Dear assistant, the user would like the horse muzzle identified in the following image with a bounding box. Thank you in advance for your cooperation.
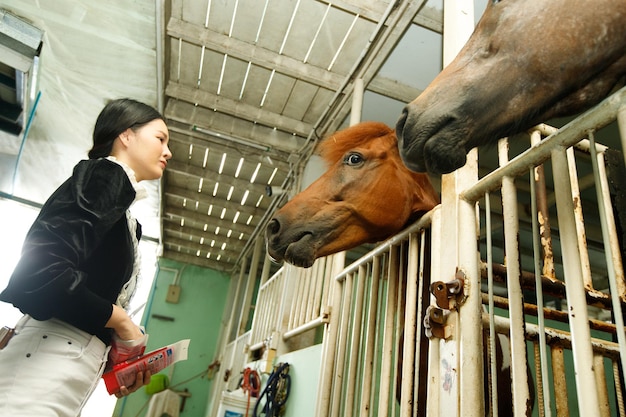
[396,104,469,175]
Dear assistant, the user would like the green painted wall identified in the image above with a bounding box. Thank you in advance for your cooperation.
[114,258,230,417]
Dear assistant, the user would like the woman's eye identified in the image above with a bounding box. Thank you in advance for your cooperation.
[344,153,364,166]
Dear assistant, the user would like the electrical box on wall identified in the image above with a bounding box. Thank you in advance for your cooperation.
[166,284,181,303]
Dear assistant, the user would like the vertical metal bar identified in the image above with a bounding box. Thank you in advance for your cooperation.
[551,346,569,416]
[614,360,626,417]
[427,208,442,416]
[413,230,428,417]
[400,233,420,416]
[392,245,407,417]
[498,139,532,415]
[441,2,481,413]
[316,275,344,416]
[566,147,594,290]
[377,245,399,417]
[330,273,354,417]
[345,266,367,417]
[551,146,600,415]
[359,256,382,417]
[594,354,610,417]
[589,139,626,298]
[485,192,499,416]
[532,343,545,417]
[530,130,556,279]
[312,259,326,322]
[303,265,316,323]
[350,78,364,126]
[588,131,626,377]
[529,160,553,417]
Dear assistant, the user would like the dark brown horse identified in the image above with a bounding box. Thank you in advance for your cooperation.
[396,0,626,175]
[266,121,439,268]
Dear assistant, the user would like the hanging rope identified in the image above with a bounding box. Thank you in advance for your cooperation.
[239,367,261,417]
[253,362,291,417]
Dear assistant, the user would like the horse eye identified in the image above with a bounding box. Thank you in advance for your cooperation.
[344,153,364,166]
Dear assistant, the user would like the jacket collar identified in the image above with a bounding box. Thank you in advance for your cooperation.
[105,156,147,201]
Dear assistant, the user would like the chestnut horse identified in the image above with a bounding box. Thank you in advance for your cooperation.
[396,0,626,175]
[265,121,528,414]
[266,121,439,268]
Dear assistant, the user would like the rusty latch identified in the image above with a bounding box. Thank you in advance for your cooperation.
[430,270,466,310]
[423,305,451,339]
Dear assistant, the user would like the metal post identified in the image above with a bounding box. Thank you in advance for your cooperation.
[498,139,532,415]
[551,146,600,416]
[439,2,483,416]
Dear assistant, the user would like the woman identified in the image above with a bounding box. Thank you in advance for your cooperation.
[0,98,172,416]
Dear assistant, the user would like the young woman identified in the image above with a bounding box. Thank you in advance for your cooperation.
[0,98,172,416]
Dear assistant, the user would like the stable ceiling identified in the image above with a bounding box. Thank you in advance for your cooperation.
[0,0,456,274]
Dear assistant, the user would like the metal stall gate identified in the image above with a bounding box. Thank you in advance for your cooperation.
[458,87,626,417]
[213,87,626,416]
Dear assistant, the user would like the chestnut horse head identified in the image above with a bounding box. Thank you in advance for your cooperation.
[396,0,626,175]
[266,121,439,268]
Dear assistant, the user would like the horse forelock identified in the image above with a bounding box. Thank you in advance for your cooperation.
[318,121,395,165]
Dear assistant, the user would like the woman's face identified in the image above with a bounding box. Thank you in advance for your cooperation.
[125,119,172,182]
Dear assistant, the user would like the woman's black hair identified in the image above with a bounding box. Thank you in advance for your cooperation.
[88,98,165,159]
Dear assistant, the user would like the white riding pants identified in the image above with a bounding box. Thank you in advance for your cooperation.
[0,315,110,417]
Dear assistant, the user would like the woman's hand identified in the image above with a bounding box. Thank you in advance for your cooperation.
[114,370,152,398]
[105,304,143,341]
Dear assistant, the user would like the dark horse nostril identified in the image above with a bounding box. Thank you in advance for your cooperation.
[266,218,281,237]
[395,107,409,142]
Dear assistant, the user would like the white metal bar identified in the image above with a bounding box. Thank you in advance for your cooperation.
[528,138,553,417]
[498,139,532,414]
[377,246,399,417]
[426,208,442,417]
[485,192,499,416]
[359,256,382,417]
[594,354,611,417]
[413,230,428,417]
[282,315,327,340]
[400,233,420,416]
[315,274,344,416]
[345,266,367,417]
[551,146,600,416]
[462,87,626,203]
[440,2,482,415]
[566,147,594,291]
[588,131,626,381]
[330,272,354,417]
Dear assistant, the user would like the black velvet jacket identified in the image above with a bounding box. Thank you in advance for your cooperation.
[0,159,141,344]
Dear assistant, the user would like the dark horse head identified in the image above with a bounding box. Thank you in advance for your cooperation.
[266,122,439,268]
[396,0,626,175]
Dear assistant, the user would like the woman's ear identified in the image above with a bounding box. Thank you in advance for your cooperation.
[118,128,134,147]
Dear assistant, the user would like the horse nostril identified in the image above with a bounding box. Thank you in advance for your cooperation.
[396,107,408,140]
[266,218,281,237]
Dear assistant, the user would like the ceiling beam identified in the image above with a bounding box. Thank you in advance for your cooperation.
[318,0,430,135]
[167,17,343,90]
[166,81,313,137]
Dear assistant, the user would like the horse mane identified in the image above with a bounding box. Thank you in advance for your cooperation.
[317,121,395,165]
